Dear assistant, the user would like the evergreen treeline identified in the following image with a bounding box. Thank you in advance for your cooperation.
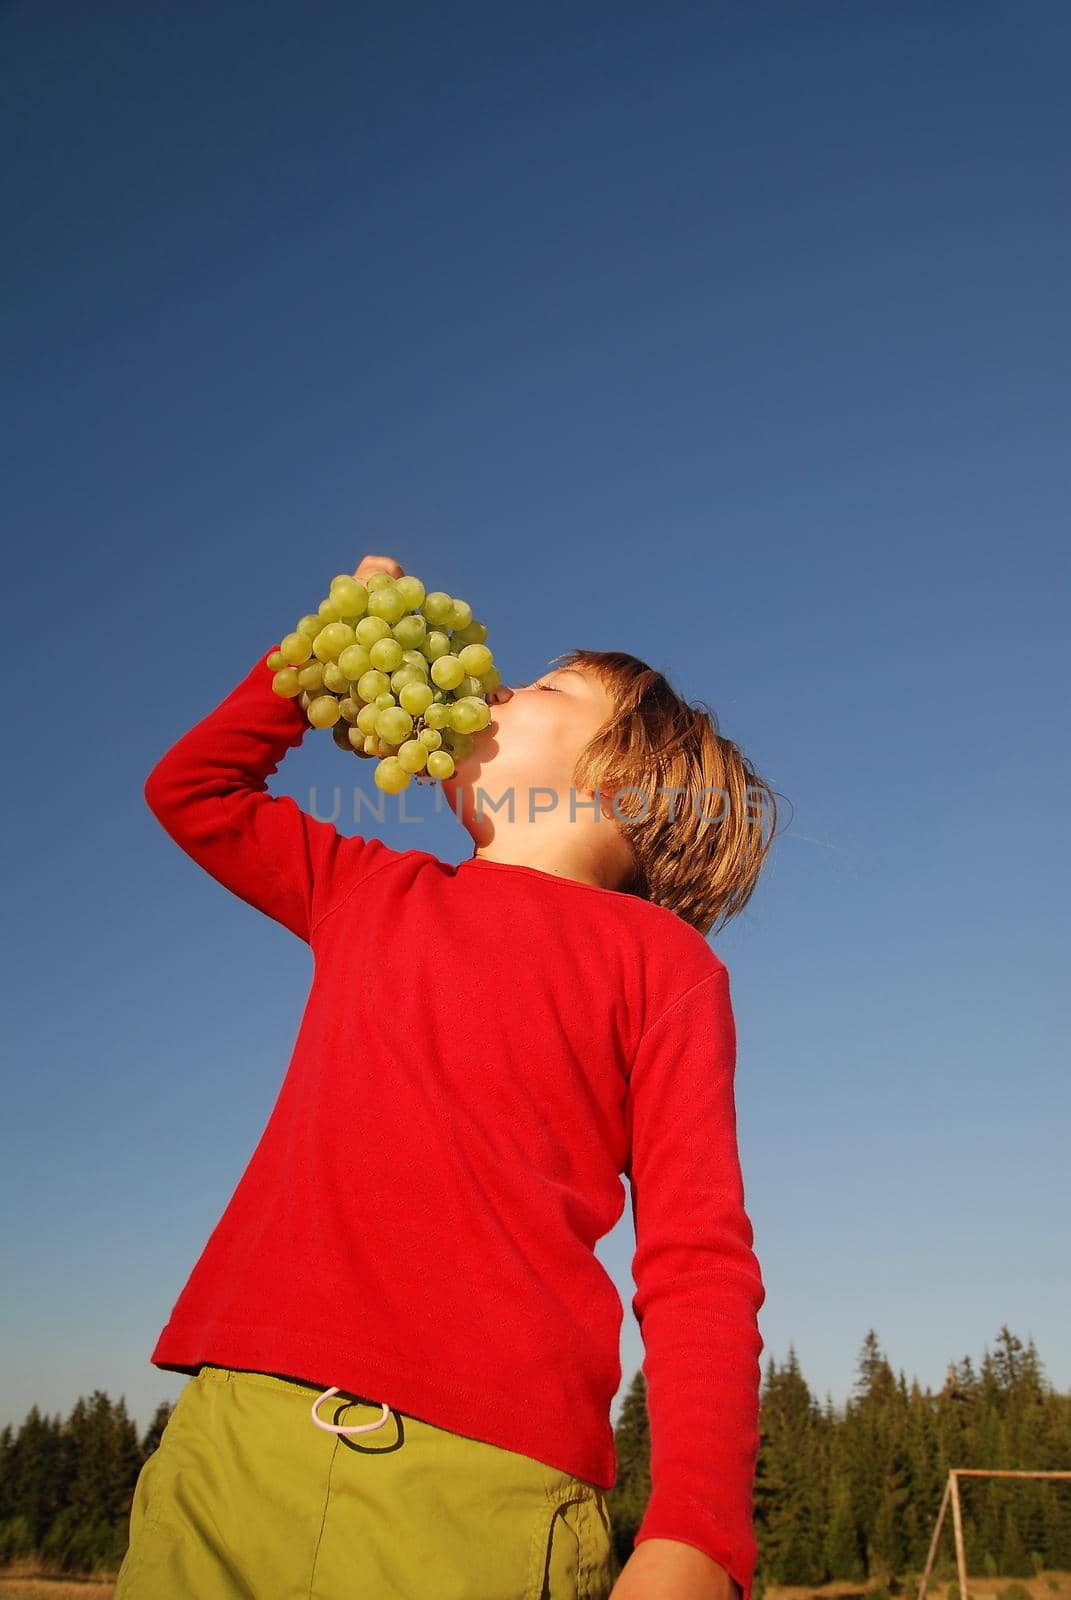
[0,1326,1068,1584]
[0,1390,172,1577]
[609,1325,1071,1594]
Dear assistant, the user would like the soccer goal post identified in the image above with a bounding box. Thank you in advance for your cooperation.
[917,1469,1071,1600]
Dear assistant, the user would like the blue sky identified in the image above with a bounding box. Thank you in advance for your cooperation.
[2,0,1068,1442]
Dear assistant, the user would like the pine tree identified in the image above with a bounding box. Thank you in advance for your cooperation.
[142,1399,175,1458]
[607,1371,651,1576]
[756,1348,826,1584]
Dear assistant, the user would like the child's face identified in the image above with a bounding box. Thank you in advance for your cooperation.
[440,665,616,826]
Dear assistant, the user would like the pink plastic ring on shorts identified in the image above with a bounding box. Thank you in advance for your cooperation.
[310,1386,392,1435]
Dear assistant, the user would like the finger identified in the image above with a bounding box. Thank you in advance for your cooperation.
[355,555,404,577]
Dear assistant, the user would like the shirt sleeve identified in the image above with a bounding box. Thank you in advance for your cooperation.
[143,642,399,943]
[624,964,766,1600]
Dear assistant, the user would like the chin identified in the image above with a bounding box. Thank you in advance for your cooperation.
[440,765,497,844]
[439,725,501,807]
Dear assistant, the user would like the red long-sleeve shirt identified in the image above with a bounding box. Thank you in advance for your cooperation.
[143,644,767,1597]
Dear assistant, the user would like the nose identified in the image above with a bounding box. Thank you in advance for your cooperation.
[487,685,515,706]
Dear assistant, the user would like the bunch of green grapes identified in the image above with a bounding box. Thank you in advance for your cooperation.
[265,572,498,794]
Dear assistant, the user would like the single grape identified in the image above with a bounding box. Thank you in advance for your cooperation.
[447,599,473,630]
[457,643,493,676]
[422,629,452,661]
[355,615,392,647]
[376,705,414,744]
[374,756,411,793]
[317,599,342,622]
[399,681,434,716]
[479,666,501,692]
[401,648,429,671]
[332,720,355,751]
[455,673,485,697]
[308,694,342,728]
[426,749,455,780]
[297,661,326,690]
[356,702,381,735]
[422,592,454,626]
[374,691,396,709]
[362,733,379,755]
[418,726,443,750]
[272,668,302,697]
[449,700,484,734]
[330,576,368,616]
[323,661,350,694]
[368,586,408,625]
[357,669,390,702]
[454,620,489,647]
[397,739,429,773]
[393,613,427,648]
[394,575,426,609]
[337,696,363,725]
[425,702,450,729]
[391,665,426,694]
[365,572,395,593]
[266,649,287,670]
[430,654,465,690]
[369,637,404,672]
[280,631,314,665]
[312,622,356,661]
[336,646,370,684]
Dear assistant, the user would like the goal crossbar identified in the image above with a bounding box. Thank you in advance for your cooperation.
[917,1469,1071,1600]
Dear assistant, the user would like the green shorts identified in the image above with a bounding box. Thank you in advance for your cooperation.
[115,1364,614,1599]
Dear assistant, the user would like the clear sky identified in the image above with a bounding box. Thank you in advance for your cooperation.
[2,1,1068,1441]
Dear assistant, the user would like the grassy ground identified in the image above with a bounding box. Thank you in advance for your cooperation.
[0,1584,116,1598]
[768,1577,1071,1600]
[1,1568,1067,1598]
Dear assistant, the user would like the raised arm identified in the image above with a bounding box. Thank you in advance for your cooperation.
[143,638,395,943]
[617,965,766,1600]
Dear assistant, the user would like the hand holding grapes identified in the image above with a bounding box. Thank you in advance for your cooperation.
[265,564,500,793]
[352,554,405,584]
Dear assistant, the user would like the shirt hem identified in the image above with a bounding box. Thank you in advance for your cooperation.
[151,1318,617,1491]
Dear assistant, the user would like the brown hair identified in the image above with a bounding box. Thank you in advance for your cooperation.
[550,648,788,938]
